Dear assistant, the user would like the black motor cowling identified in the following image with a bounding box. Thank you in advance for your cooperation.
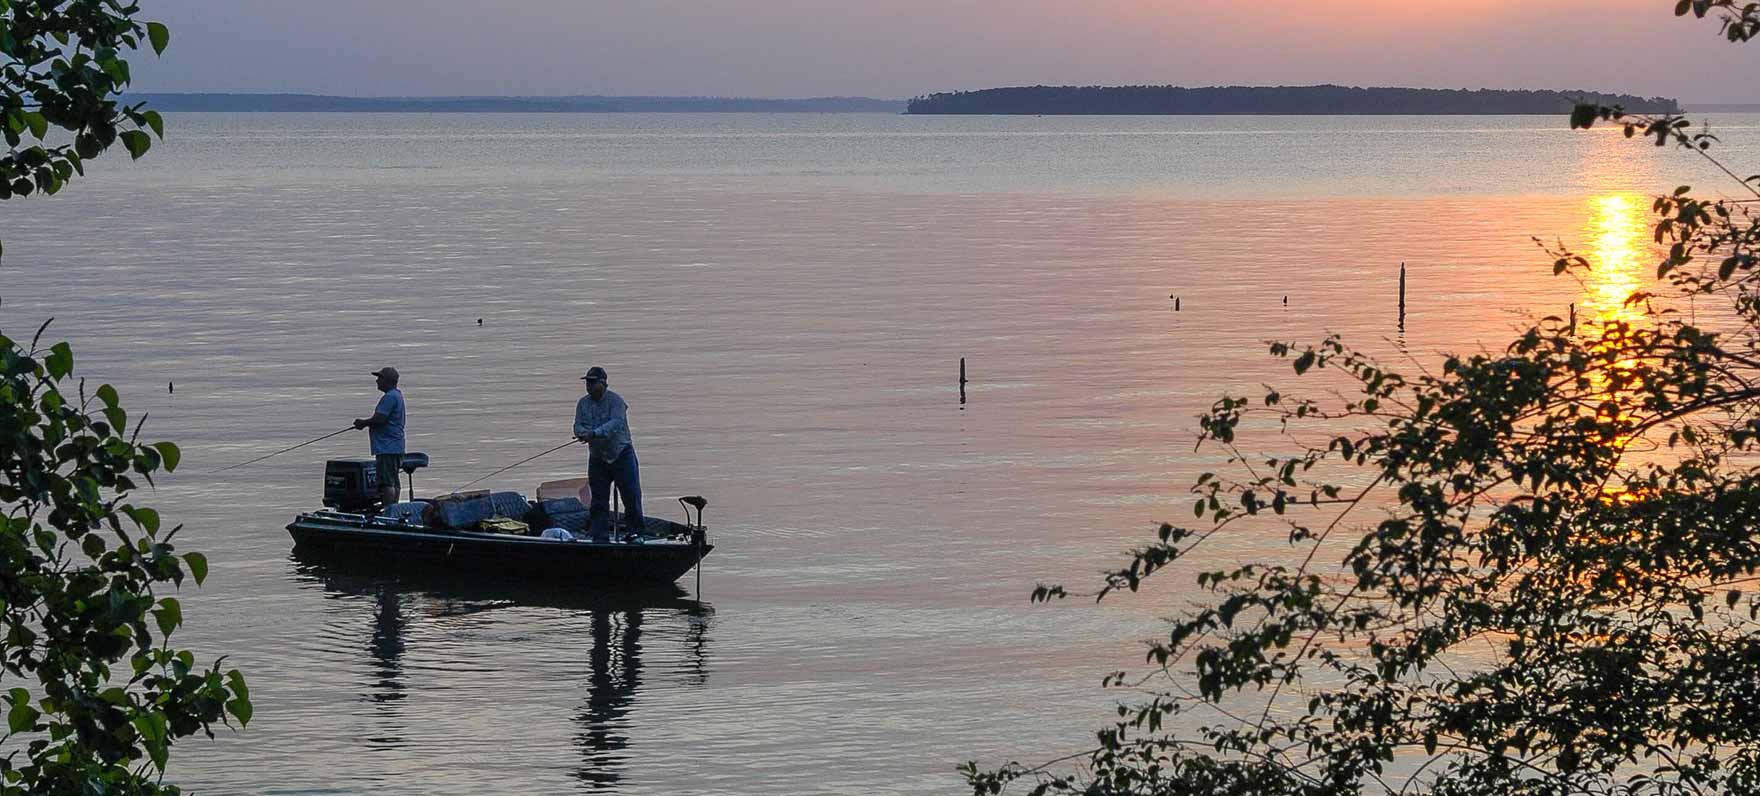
[323,459,380,512]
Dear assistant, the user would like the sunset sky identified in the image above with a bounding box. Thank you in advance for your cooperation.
[135,0,1760,101]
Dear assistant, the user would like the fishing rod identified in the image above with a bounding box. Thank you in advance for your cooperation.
[449,439,582,493]
[212,427,354,473]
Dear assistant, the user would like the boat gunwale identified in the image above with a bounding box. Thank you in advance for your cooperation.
[287,510,707,552]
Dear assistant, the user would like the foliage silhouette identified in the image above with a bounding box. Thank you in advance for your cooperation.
[966,5,1760,796]
[0,0,168,205]
[0,3,250,794]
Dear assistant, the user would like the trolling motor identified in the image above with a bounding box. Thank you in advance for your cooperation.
[679,495,709,595]
[678,495,708,543]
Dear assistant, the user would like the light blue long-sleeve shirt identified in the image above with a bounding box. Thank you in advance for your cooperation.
[573,389,632,463]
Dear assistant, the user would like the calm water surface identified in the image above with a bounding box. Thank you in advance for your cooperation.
[2,113,1756,794]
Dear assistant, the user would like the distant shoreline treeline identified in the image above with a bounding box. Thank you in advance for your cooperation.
[906,85,1681,115]
[126,93,906,113]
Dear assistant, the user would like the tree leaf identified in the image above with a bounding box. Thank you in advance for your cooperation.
[152,441,180,472]
[146,22,169,55]
[124,506,160,534]
[184,551,209,586]
[7,700,38,734]
[225,669,252,725]
[6,688,39,734]
[119,130,150,160]
[46,341,72,378]
[131,712,166,745]
[152,598,182,638]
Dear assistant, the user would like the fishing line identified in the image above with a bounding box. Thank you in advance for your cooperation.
[448,439,582,494]
[212,427,353,473]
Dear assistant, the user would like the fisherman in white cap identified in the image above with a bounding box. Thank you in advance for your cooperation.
[354,367,406,506]
[573,366,644,541]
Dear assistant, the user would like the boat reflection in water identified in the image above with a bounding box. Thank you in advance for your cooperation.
[290,551,712,791]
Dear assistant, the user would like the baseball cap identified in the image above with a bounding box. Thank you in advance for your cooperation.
[371,367,400,383]
[580,366,608,383]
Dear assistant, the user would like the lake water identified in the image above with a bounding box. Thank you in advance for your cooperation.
[2,112,1757,794]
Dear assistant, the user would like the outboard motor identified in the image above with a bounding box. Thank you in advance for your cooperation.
[323,459,380,512]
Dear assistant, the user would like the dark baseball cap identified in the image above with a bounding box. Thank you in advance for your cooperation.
[580,366,608,383]
[371,367,399,383]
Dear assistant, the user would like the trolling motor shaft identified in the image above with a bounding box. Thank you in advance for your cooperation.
[679,495,710,595]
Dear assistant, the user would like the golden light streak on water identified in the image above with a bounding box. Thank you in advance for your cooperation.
[1582,193,1646,327]
[1577,192,1653,571]
[1578,194,1655,461]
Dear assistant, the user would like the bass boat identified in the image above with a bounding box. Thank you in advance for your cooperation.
[286,455,711,584]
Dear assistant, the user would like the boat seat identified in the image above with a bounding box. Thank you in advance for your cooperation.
[400,452,429,474]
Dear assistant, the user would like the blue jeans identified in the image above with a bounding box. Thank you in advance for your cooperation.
[588,448,643,540]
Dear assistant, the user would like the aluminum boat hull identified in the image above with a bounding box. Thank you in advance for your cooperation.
[287,511,712,584]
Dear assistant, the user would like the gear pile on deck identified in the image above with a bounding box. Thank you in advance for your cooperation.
[286,455,711,584]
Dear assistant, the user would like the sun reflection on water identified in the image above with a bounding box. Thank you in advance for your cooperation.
[1581,194,1647,327]
[1577,193,1659,459]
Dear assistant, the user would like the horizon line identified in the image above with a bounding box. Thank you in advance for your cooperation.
[125,89,1760,107]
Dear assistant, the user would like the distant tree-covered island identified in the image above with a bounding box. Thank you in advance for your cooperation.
[906,84,1680,115]
[129,93,905,113]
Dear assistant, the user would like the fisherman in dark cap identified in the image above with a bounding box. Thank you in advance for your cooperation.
[354,367,406,506]
[573,366,644,541]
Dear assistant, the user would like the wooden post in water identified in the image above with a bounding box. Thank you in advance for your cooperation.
[959,357,968,405]
[1398,262,1407,331]
[1175,297,1181,311]
[1569,302,1576,333]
